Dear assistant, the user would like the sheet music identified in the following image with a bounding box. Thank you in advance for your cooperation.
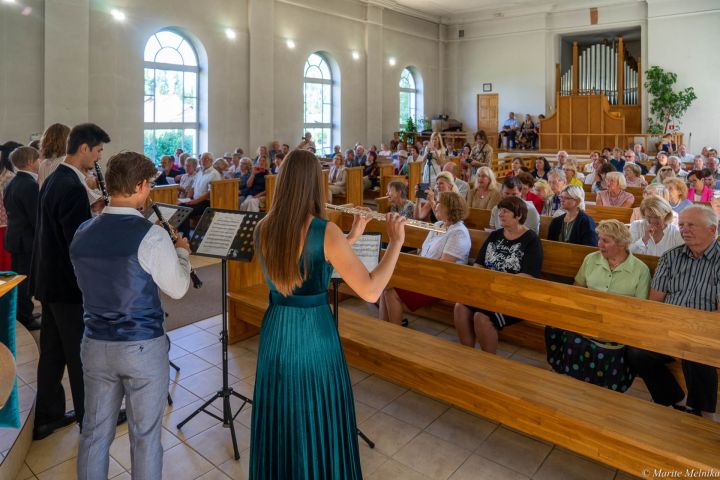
[196,212,245,257]
[332,234,381,279]
[146,206,178,225]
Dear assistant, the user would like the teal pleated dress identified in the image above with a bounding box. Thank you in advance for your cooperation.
[250,217,363,479]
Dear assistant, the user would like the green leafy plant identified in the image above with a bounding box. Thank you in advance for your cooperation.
[401,116,417,144]
[644,66,697,134]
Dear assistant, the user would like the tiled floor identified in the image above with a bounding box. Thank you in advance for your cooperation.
[11,297,648,479]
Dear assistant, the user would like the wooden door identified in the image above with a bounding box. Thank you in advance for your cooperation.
[477,94,499,134]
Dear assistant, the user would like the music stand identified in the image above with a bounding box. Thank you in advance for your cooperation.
[176,208,264,461]
[330,233,381,449]
[144,202,192,228]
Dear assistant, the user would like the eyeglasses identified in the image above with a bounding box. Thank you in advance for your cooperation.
[559,195,576,201]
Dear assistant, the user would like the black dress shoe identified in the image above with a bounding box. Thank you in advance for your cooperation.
[33,411,77,440]
[117,409,127,425]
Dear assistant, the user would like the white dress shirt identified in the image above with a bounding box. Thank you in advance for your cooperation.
[629,221,684,257]
[101,206,191,299]
[60,160,103,204]
[192,168,221,200]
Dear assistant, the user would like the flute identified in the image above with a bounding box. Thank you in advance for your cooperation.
[94,161,109,205]
[325,203,447,233]
[151,204,203,289]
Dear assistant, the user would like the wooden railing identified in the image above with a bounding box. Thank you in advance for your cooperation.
[540,132,683,154]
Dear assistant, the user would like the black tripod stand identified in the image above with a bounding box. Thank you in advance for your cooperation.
[331,278,375,449]
[177,258,250,460]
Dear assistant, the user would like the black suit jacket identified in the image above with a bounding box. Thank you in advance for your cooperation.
[31,164,91,303]
[4,171,39,254]
[547,210,598,247]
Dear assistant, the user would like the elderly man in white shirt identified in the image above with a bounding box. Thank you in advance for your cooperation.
[676,144,694,164]
[179,152,220,233]
[668,156,688,178]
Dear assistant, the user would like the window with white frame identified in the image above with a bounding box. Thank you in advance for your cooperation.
[399,67,418,130]
[143,30,199,164]
[303,53,333,156]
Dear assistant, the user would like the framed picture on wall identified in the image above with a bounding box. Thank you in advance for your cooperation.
[483,83,492,92]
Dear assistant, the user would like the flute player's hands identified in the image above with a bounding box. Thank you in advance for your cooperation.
[385,212,406,245]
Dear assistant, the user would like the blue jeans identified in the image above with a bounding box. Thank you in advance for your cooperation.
[77,335,169,480]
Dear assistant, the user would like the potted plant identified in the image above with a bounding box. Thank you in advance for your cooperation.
[401,117,417,145]
[644,66,697,134]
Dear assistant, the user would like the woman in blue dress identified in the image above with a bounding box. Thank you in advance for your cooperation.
[250,149,406,479]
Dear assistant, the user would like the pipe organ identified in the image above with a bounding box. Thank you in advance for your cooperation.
[559,36,640,107]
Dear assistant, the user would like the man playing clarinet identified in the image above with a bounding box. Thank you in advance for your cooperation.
[71,152,192,479]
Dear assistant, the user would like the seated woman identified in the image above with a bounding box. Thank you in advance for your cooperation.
[663,177,693,213]
[649,152,669,175]
[629,183,678,225]
[414,171,458,222]
[561,163,584,187]
[386,181,414,218]
[380,192,471,325]
[508,157,528,177]
[547,185,597,246]
[154,155,182,185]
[239,155,268,211]
[454,196,542,353]
[363,151,380,190]
[213,158,230,178]
[531,157,551,181]
[328,153,346,202]
[532,179,553,215]
[623,163,647,188]
[629,197,683,256]
[469,130,493,178]
[650,165,675,185]
[596,172,634,208]
[687,169,714,202]
[592,163,616,193]
[584,153,606,185]
[517,171,544,213]
[235,157,254,205]
[178,157,198,199]
[465,166,502,210]
[546,219,650,392]
[517,114,537,150]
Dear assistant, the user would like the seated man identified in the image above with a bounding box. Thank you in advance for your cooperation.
[542,170,567,217]
[180,152,220,233]
[497,112,519,149]
[154,155,182,186]
[622,150,648,175]
[442,162,469,197]
[676,144,694,164]
[490,176,540,234]
[633,143,648,162]
[627,205,719,420]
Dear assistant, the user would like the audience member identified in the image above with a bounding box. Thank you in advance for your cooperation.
[596,172,634,208]
[508,157,528,177]
[664,177,693,213]
[516,171,544,213]
[240,155,268,211]
[465,166,501,210]
[633,143,648,162]
[177,157,198,199]
[668,156,688,178]
[489,176,540,234]
[584,152,605,185]
[498,112,519,149]
[362,151,380,190]
[547,219,649,391]
[542,170,567,217]
[386,181,414,218]
[687,169,714,202]
[38,123,71,186]
[651,166,676,186]
[213,158,230,178]
[269,140,281,161]
[692,155,705,172]
[628,206,719,419]
[629,197,683,256]
[297,132,316,152]
[623,163,647,188]
[454,196,542,353]
[649,152,669,175]
[518,114,538,150]
[414,172,457,222]
[676,144,694,163]
[554,151,569,171]
[531,157,551,181]
[469,130,493,177]
[396,150,410,175]
[328,154,346,201]
[355,144,368,166]
[419,133,446,185]
[547,185,597,246]
[154,155,182,185]
[182,152,221,225]
[610,147,625,171]
[562,162,584,187]
[4,146,41,330]
[592,163,616,193]
[236,157,254,205]
[380,192,470,326]
[442,162,469,196]
[630,184,678,225]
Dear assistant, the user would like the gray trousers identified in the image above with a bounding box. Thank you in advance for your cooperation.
[77,335,169,480]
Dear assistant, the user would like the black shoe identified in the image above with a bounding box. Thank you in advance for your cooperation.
[401,318,409,327]
[33,411,77,440]
[117,409,127,425]
[21,319,41,331]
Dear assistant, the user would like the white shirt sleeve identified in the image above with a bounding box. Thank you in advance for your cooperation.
[442,225,472,264]
[138,225,192,299]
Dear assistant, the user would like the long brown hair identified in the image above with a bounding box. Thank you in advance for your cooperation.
[39,123,70,159]
[256,149,326,296]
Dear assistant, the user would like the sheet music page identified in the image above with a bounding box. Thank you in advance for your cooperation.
[196,212,246,257]
[146,206,177,225]
[332,234,381,279]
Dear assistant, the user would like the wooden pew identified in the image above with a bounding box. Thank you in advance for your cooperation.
[332,166,363,206]
[377,164,395,197]
[585,204,633,224]
[226,222,720,476]
[209,179,239,210]
[407,160,422,201]
[265,174,276,210]
[145,184,179,209]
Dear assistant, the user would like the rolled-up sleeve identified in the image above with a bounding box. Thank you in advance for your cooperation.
[138,225,191,299]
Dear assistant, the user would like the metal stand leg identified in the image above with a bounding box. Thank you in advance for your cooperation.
[332,278,375,449]
[167,334,180,406]
[176,259,251,460]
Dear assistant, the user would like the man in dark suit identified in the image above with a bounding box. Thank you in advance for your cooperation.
[4,146,41,330]
[31,123,111,440]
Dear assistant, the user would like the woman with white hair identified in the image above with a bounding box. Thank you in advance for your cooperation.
[629,184,678,225]
[596,171,635,208]
[465,166,501,210]
[547,185,598,246]
[629,197,684,256]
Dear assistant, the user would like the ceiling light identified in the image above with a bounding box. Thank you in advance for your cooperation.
[286,39,296,49]
[2,0,17,4]
[388,57,396,66]
[352,51,360,60]
[110,9,126,22]
[225,28,237,40]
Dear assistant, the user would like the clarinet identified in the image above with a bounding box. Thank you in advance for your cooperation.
[151,204,203,289]
[94,161,109,205]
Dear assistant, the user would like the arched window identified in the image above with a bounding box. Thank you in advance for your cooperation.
[303,53,334,156]
[143,30,199,163]
[399,67,418,130]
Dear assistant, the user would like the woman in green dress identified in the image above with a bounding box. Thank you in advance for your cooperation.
[251,149,406,479]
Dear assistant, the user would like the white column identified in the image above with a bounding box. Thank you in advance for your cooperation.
[365,5,383,146]
[248,0,274,149]
[443,25,458,119]
[44,0,90,126]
